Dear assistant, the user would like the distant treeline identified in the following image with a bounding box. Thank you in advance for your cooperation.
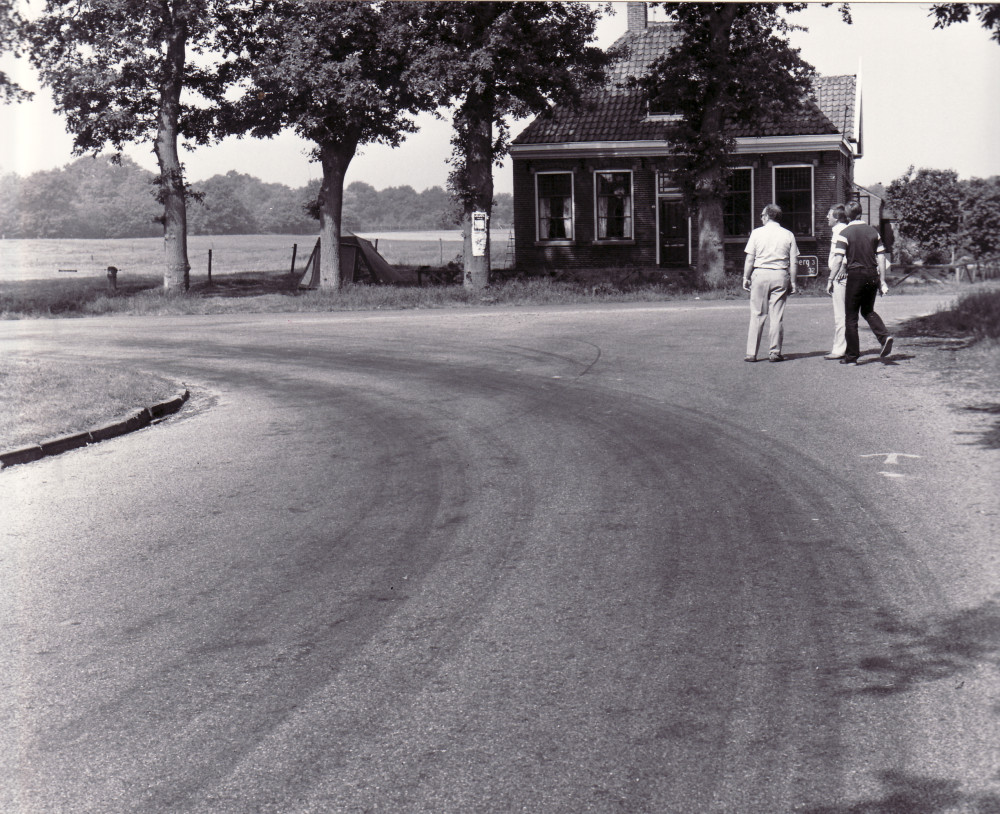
[0,155,513,239]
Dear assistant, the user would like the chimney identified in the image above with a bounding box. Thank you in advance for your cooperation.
[627,2,648,33]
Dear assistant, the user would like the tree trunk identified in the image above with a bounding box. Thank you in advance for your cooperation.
[695,168,726,289]
[692,3,738,290]
[458,97,494,292]
[153,7,190,294]
[317,136,359,289]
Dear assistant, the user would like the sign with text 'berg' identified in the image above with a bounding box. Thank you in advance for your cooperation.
[797,256,819,277]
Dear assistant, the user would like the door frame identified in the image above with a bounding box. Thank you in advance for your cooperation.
[655,172,692,267]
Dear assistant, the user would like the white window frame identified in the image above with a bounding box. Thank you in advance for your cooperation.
[535,171,575,243]
[593,169,634,241]
[772,163,815,238]
[723,166,755,239]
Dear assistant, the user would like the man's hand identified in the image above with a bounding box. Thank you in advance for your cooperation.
[742,278,751,292]
[879,281,889,296]
[826,279,834,295]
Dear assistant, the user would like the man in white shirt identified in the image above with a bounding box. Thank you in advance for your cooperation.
[742,204,799,362]
[824,204,850,360]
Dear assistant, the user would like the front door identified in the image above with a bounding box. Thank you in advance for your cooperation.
[659,199,689,267]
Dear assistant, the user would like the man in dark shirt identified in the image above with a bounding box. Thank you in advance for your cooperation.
[831,201,893,365]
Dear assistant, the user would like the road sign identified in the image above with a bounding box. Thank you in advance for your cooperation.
[472,212,488,257]
[797,256,819,277]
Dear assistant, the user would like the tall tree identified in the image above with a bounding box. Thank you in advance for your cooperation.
[424,2,612,290]
[961,177,1000,259]
[24,0,234,291]
[636,3,846,288]
[216,1,443,289]
[886,166,965,263]
[931,4,1000,42]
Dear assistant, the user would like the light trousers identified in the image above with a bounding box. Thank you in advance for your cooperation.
[746,271,790,358]
[830,279,847,356]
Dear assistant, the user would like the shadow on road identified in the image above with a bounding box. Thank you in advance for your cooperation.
[846,598,1000,698]
[801,769,1000,814]
[955,403,1000,450]
[782,350,829,361]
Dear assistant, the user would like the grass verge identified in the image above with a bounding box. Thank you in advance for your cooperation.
[0,356,180,452]
[0,269,939,319]
[898,285,1000,341]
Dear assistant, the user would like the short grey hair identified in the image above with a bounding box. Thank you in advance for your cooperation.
[763,204,782,222]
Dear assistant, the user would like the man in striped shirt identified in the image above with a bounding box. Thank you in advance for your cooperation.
[830,200,893,365]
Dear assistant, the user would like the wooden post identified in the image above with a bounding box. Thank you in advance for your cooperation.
[208,249,213,284]
[289,243,298,276]
[440,238,443,266]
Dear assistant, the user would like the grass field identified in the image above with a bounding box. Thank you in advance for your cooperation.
[0,231,512,283]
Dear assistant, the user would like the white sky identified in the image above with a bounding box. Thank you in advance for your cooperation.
[0,2,997,195]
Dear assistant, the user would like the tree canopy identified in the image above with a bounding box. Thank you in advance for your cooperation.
[882,166,1000,264]
[421,1,612,289]
[931,3,1000,42]
[1,155,162,239]
[23,0,243,291]
[0,156,484,239]
[961,177,1000,259]
[637,2,836,287]
[0,0,30,102]
[886,167,965,262]
[215,0,444,288]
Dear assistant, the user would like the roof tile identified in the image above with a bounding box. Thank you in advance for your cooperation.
[514,23,856,146]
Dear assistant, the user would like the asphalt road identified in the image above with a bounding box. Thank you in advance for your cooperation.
[2,293,998,813]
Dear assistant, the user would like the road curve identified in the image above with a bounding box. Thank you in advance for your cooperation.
[2,295,997,813]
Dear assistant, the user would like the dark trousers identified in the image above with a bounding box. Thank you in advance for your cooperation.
[844,269,889,360]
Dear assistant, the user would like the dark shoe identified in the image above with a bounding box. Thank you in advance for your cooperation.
[840,357,858,365]
[769,354,784,363]
[880,336,894,358]
[824,354,845,360]
[744,356,756,363]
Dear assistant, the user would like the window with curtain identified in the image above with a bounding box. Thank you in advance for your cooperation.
[596,172,632,239]
[537,173,573,240]
[774,166,813,236]
[723,168,753,237]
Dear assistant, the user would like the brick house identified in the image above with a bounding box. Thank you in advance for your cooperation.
[508,2,864,276]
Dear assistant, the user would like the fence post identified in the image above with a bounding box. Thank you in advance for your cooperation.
[208,249,213,284]
[289,243,297,276]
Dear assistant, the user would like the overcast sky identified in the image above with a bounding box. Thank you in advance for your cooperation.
[0,2,997,195]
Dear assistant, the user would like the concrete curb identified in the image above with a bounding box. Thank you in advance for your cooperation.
[0,390,190,471]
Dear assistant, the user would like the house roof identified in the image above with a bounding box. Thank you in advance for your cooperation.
[513,22,857,147]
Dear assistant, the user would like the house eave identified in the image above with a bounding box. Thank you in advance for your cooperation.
[509,133,854,161]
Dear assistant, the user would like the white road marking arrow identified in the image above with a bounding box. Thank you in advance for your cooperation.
[860,453,922,465]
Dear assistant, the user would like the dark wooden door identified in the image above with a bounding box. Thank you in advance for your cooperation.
[659,200,689,267]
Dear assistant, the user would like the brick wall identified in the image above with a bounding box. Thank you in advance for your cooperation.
[513,148,854,276]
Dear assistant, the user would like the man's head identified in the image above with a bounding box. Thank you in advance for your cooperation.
[828,204,848,225]
[845,200,863,221]
[762,204,782,223]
